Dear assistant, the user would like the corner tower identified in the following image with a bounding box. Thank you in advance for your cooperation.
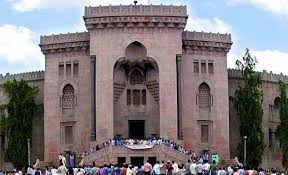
[181,31,232,159]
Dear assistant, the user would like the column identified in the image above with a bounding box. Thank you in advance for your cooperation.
[90,56,96,141]
[176,55,183,139]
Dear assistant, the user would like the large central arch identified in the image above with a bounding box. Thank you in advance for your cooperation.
[113,41,160,139]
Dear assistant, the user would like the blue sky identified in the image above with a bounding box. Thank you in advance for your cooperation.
[0,0,288,75]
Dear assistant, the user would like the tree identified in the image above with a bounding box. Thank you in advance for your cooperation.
[231,49,265,167]
[0,80,39,167]
[277,80,288,167]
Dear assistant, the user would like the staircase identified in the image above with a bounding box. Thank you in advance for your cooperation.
[220,159,238,166]
[83,144,190,165]
[35,161,53,169]
[146,81,159,103]
[114,83,126,104]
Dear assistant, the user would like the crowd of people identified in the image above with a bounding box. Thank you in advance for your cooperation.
[1,151,287,175]
[33,158,288,175]
[83,138,196,157]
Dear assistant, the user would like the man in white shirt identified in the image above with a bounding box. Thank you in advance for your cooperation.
[153,161,163,175]
[172,161,179,175]
[59,154,63,166]
[190,160,197,175]
[61,156,66,166]
[195,162,202,175]
[202,161,210,175]
[57,163,67,175]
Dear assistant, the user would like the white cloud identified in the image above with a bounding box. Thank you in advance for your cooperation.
[7,0,187,12]
[7,0,233,34]
[226,0,288,17]
[228,50,288,75]
[0,24,44,71]
[186,17,232,34]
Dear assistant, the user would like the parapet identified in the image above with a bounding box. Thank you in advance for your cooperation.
[40,32,89,45]
[84,4,187,17]
[182,31,232,52]
[182,31,232,43]
[228,68,288,83]
[0,71,44,84]
[39,32,90,54]
[84,5,188,31]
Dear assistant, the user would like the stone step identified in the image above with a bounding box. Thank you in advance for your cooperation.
[35,161,53,170]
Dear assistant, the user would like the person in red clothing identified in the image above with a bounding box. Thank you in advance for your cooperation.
[166,160,173,175]
[122,164,128,175]
[144,160,152,175]
[96,145,101,151]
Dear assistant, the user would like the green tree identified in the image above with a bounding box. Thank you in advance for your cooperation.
[231,49,265,167]
[277,80,288,167]
[0,80,39,167]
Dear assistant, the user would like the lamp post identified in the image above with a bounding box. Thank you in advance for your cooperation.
[243,136,247,167]
[27,139,31,166]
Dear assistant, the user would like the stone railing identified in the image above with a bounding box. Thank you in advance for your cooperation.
[84,146,112,163]
[160,145,190,162]
[40,32,89,45]
[228,68,288,83]
[182,31,232,43]
[0,71,44,84]
[84,5,187,18]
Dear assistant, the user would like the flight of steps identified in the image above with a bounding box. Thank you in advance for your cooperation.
[114,83,126,104]
[146,81,159,103]
[220,159,238,166]
[83,144,190,165]
[35,161,53,169]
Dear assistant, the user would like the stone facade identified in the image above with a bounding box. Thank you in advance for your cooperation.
[229,69,286,169]
[0,3,285,169]
[0,71,45,162]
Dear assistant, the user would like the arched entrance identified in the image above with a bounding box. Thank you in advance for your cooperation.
[113,41,159,139]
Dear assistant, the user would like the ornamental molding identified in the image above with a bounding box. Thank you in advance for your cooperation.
[85,5,187,17]
[91,27,183,34]
[40,32,89,45]
[84,16,187,31]
[39,32,90,54]
[84,5,188,31]
[182,31,232,52]
[40,41,90,54]
[45,50,90,58]
[183,49,227,57]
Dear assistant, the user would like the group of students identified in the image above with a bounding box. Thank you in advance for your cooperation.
[42,159,288,175]
[84,138,196,157]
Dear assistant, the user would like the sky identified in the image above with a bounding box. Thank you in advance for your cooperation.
[0,0,288,75]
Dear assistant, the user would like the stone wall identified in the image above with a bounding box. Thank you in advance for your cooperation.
[228,68,283,169]
[0,71,45,164]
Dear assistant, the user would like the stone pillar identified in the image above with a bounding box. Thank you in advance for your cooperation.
[176,55,183,140]
[90,56,96,141]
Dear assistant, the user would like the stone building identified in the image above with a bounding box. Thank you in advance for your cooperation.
[0,3,284,168]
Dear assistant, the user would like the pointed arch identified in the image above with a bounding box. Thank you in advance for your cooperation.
[125,41,147,61]
[62,84,75,108]
[129,67,144,85]
[198,82,211,107]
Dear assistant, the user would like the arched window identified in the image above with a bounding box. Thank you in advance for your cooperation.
[273,97,280,118]
[130,69,144,84]
[198,83,211,107]
[274,97,280,109]
[62,84,75,108]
